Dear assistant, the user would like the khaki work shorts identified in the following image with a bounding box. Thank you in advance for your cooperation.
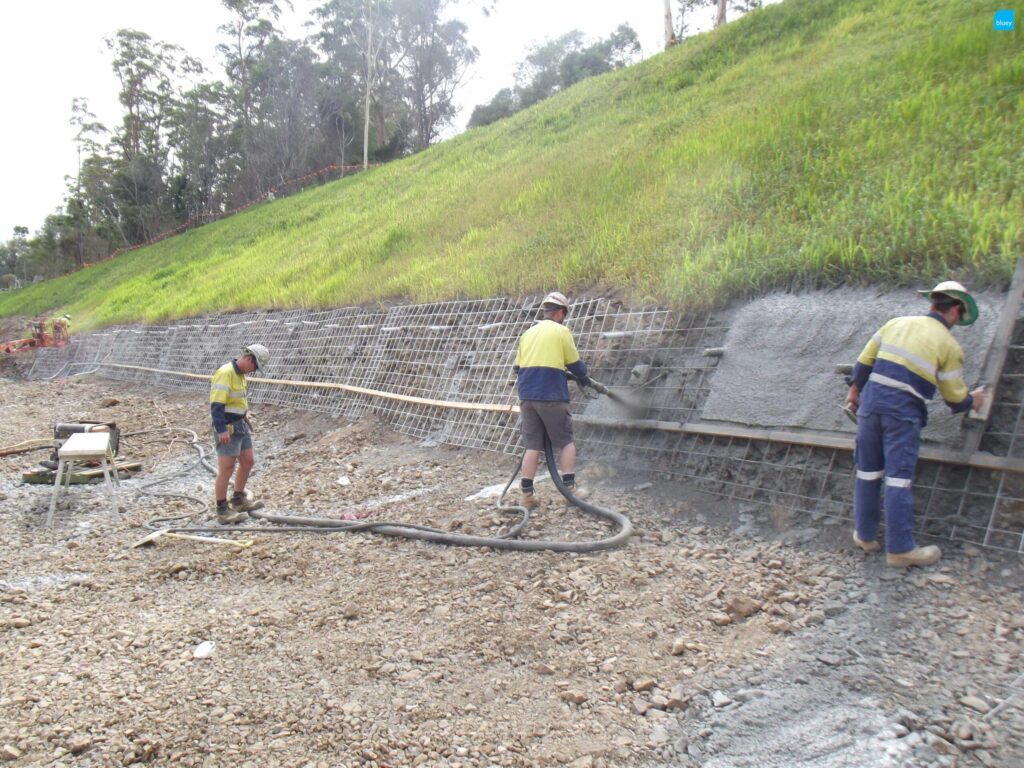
[519,400,574,451]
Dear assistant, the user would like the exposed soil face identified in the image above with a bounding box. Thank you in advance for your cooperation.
[0,377,1021,768]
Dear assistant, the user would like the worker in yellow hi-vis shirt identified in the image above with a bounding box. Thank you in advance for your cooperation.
[846,282,986,567]
[513,291,589,510]
[210,344,270,524]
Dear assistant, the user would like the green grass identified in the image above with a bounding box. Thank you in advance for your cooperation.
[1,0,1020,330]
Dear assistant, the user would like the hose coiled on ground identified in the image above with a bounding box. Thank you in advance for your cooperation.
[141,428,633,553]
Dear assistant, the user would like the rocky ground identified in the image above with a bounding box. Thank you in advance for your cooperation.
[0,376,1021,768]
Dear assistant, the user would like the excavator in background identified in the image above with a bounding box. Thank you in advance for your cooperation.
[0,314,70,354]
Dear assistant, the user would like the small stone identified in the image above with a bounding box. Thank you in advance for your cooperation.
[725,595,763,619]
[649,725,669,744]
[670,639,687,656]
[710,613,732,626]
[959,696,990,714]
[532,663,556,675]
[767,619,793,634]
[559,690,588,705]
[12,617,31,629]
[633,677,657,692]
[342,605,360,620]
[99,397,121,407]
[928,735,960,756]
[68,735,92,754]
[0,744,21,761]
[823,601,846,617]
[711,691,732,708]
[816,653,844,667]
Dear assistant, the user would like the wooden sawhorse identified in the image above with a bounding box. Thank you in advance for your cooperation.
[47,432,120,525]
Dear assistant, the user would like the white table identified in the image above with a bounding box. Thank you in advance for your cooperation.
[47,432,120,525]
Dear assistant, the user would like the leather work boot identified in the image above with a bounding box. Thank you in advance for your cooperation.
[852,531,881,553]
[215,502,246,525]
[230,490,264,514]
[520,490,540,510]
[887,545,942,567]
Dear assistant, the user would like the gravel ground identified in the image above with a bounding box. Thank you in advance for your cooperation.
[0,377,1021,768]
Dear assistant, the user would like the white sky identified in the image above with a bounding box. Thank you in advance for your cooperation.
[0,1,726,238]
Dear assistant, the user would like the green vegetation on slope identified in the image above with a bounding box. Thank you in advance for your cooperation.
[1,0,1020,329]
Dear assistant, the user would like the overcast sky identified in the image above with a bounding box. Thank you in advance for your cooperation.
[0,1,729,238]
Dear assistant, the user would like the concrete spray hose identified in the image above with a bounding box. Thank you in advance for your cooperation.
[138,390,634,553]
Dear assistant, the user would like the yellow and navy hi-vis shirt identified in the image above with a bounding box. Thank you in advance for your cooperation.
[210,360,248,433]
[515,319,588,402]
[851,312,973,426]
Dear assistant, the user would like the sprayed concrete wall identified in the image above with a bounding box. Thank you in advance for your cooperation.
[704,289,1002,445]
[20,290,1024,554]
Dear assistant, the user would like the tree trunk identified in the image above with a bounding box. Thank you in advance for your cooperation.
[664,0,677,49]
[363,22,373,170]
[715,0,728,28]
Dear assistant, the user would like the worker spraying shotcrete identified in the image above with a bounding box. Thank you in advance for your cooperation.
[210,344,270,524]
[513,292,590,509]
[845,281,987,567]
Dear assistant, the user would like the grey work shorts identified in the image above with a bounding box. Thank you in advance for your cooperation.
[519,400,574,451]
[214,421,254,457]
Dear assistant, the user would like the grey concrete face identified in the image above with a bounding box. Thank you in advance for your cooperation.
[701,288,1001,447]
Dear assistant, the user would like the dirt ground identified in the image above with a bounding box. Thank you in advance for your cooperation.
[0,376,1021,768]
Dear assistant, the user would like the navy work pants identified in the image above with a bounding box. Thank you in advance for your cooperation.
[853,411,921,554]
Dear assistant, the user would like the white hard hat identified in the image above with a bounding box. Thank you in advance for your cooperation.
[241,343,270,371]
[541,291,571,313]
[918,280,978,326]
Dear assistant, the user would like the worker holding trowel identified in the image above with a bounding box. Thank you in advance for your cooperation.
[210,344,270,524]
[514,292,590,509]
[845,281,986,567]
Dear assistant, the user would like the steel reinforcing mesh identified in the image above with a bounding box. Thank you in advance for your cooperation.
[25,298,1024,553]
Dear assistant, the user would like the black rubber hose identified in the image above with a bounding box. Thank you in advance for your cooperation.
[144,425,633,552]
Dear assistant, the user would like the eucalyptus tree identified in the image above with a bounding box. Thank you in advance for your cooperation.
[217,0,287,199]
[165,81,236,222]
[469,24,640,127]
[313,0,401,169]
[393,0,477,151]
[248,37,323,188]
[105,28,203,243]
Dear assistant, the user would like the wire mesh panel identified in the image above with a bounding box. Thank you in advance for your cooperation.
[19,296,1024,554]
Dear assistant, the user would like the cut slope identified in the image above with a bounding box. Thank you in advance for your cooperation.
[1,0,1019,330]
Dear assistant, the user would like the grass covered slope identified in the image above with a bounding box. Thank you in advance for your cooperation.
[1,0,1020,329]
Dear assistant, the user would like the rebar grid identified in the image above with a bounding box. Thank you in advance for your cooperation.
[21,297,1024,554]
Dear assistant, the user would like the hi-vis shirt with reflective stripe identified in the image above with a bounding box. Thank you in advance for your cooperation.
[853,313,971,424]
[515,319,588,401]
[210,361,248,416]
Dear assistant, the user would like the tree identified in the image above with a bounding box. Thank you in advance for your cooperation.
[313,0,408,168]
[467,87,516,128]
[666,0,763,42]
[218,0,287,199]
[469,24,640,125]
[165,81,235,221]
[106,29,203,243]
[394,0,477,151]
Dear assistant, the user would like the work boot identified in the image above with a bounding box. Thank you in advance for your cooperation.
[887,545,942,568]
[520,489,540,510]
[230,490,263,514]
[215,501,246,525]
[852,531,881,553]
